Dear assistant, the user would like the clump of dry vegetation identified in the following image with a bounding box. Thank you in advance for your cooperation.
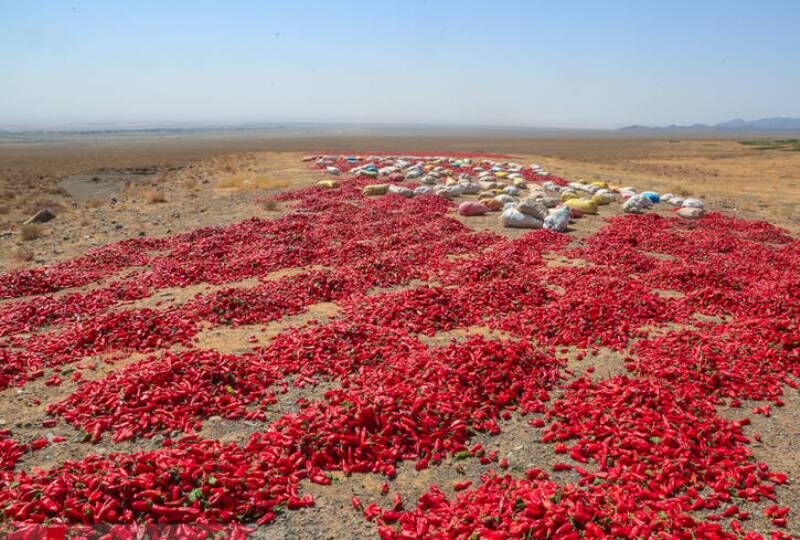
[143,189,167,204]
[217,172,290,191]
[180,177,199,190]
[12,246,34,262]
[83,197,105,209]
[259,199,279,211]
[20,223,43,241]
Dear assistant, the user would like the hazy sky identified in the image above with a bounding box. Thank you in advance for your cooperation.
[2,0,799,128]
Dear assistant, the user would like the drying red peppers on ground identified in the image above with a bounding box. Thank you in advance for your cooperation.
[0,154,797,538]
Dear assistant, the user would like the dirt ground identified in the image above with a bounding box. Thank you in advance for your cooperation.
[2,133,799,272]
[1,133,799,537]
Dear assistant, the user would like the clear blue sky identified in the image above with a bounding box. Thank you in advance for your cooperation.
[1,0,799,128]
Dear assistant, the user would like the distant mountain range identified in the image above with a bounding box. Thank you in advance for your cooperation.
[620,117,800,133]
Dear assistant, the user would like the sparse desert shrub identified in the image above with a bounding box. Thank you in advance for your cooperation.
[0,205,9,215]
[217,173,289,191]
[84,197,104,209]
[46,186,68,196]
[143,189,167,204]
[20,223,43,241]
[181,177,198,190]
[259,199,278,211]
[12,246,34,261]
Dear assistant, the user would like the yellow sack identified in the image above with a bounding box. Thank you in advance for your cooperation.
[317,179,340,189]
[479,198,504,211]
[362,184,390,196]
[590,181,609,189]
[563,198,599,214]
[591,192,614,205]
[560,190,579,202]
[494,171,509,179]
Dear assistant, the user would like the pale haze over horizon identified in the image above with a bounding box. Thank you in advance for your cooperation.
[2,0,799,129]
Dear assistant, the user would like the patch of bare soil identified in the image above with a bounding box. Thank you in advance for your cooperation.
[191,302,340,355]
[716,388,800,537]
[559,346,628,381]
[119,277,262,311]
[417,325,515,347]
[198,379,340,447]
[0,345,196,474]
[651,288,686,299]
[544,254,591,268]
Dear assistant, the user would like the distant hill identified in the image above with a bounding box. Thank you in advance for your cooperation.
[620,117,800,133]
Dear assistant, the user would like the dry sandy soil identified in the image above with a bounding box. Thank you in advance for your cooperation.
[2,134,799,267]
[0,132,799,537]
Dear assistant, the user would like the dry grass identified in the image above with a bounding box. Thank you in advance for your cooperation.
[20,223,43,241]
[259,199,279,211]
[83,197,105,209]
[12,246,34,262]
[142,189,167,204]
[775,205,799,220]
[180,177,199,190]
[216,172,290,191]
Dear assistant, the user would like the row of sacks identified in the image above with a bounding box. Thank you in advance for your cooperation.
[541,178,707,220]
[462,179,707,231]
[457,192,571,232]
[307,155,560,188]
[621,190,706,219]
[315,156,566,211]
[308,154,709,224]
[362,179,537,201]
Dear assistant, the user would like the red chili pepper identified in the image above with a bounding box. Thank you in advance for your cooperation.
[453,480,472,491]
[29,437,48,451]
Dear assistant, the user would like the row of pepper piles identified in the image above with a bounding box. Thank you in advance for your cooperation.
[0,154,796,538]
